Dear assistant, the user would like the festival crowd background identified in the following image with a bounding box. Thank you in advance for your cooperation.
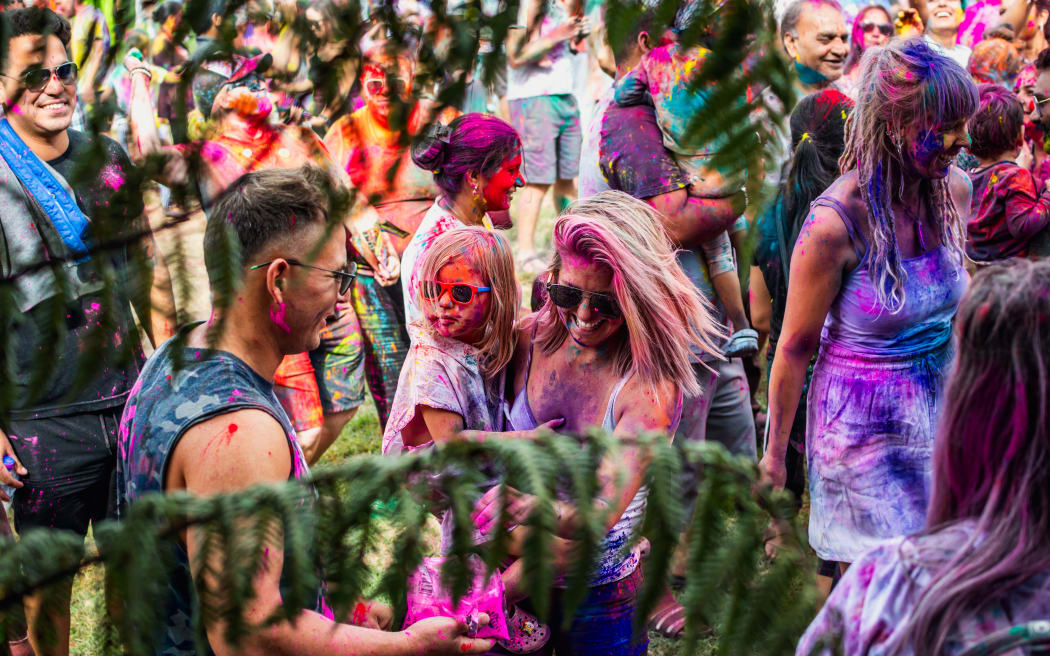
[0,0,1049,652]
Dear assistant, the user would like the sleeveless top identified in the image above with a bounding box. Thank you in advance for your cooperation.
[507,335,676,588]
[813,196,968,357]
[118,324,325,656]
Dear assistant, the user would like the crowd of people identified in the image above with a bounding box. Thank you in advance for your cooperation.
[1,0,1049,653]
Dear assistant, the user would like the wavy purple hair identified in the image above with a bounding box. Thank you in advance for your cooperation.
[889,258,1050,654]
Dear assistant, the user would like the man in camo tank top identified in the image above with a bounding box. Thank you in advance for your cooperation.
[118,166,493,656]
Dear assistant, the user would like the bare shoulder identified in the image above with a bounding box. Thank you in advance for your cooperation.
[948,166,973,211]
[169,408,292,496]
[616,375,680,434]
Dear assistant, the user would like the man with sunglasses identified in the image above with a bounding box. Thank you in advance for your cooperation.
[127,50,374,463]
[0,7,174,654]
[120,166,492,656]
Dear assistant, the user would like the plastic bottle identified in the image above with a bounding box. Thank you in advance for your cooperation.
[1,456,17,513]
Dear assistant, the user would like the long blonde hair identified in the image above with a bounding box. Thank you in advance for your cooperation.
[840,37,976,311]
[535,191,724,397]
[415,227,520,379]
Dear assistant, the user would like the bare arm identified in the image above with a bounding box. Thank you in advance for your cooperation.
[646,188,747,247]
[126,64,188,187]
[749,264,772,354]
[506,0,580,69]
[171,410,491,656]
[127,217,176,346]
[758,205,856,488]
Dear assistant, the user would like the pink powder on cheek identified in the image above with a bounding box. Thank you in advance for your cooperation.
[270,302,291,333]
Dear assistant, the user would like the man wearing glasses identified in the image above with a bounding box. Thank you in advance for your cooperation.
[0,7,174,654]
[119,166,492,656]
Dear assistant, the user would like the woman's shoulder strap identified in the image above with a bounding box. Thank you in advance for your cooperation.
[811,195,868,262]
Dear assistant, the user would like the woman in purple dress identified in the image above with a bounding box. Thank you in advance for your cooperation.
[798,259,1050,654]
[760,37,975,572]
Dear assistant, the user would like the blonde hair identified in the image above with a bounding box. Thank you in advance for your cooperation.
[840,37,976,311]
[415,227,520,379]
[535,191,725,397]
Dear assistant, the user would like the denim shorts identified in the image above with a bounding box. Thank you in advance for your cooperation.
[508,94,582,185]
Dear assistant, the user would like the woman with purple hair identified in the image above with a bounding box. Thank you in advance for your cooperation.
[403,113,524,327]
[760,37,975,573]
[797,258,1050,654]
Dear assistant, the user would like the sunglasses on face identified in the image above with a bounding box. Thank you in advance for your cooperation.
[545,283,622,319]
[420,280,491,304]
[249,259,358,295]
[364,77,407,97]
[0,61,78,93]
[1033,93,1050,114]
[861,21,894,36]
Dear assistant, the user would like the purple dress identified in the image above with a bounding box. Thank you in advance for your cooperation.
[806,196,968,563]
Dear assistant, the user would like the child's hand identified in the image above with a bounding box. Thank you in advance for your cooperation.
[895,9,924,36]
[1018,141,1035,170]
[524,417,564,439]
[472,486,538,536]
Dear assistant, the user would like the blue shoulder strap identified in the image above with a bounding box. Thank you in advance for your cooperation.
[0,118,91,257]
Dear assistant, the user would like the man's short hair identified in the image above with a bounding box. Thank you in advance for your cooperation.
[781,0,843,38]
[1035,46,1050,72]
[0,7,71,51]
[605,6,663,65]
[204,166,333,284]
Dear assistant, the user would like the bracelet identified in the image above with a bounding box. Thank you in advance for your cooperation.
[130,67,153,82]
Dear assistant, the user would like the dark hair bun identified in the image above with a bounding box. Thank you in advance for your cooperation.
[411,124,451,172]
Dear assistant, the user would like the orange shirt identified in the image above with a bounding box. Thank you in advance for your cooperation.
[323,102,458,251]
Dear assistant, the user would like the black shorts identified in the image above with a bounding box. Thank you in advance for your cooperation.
[6,406,120,537]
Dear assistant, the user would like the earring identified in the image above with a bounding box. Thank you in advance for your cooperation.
[471,181,486,216]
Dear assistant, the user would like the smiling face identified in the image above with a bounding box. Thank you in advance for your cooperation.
[273,223,351,354]
[554,255,626,348]
[425,257,492,344]
[903,120,969,179]
[785,2,849,82]
[480,152,524,213]
[0,34,76,141]
[926,0,964,34]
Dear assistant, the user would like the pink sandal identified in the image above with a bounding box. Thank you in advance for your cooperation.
[497,605,550,654]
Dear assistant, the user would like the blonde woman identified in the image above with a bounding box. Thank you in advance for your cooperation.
[481,190,724,654]
[761,37,975,573]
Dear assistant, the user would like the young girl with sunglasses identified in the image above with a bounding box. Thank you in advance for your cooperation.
[382,226,558,654]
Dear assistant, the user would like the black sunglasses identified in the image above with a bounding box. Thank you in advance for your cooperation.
[861,21,894,36]
[545,283,621,319]
[249,259,358,295]
[0,61,78,93]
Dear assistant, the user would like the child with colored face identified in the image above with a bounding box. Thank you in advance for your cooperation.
[382,227,557,654]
